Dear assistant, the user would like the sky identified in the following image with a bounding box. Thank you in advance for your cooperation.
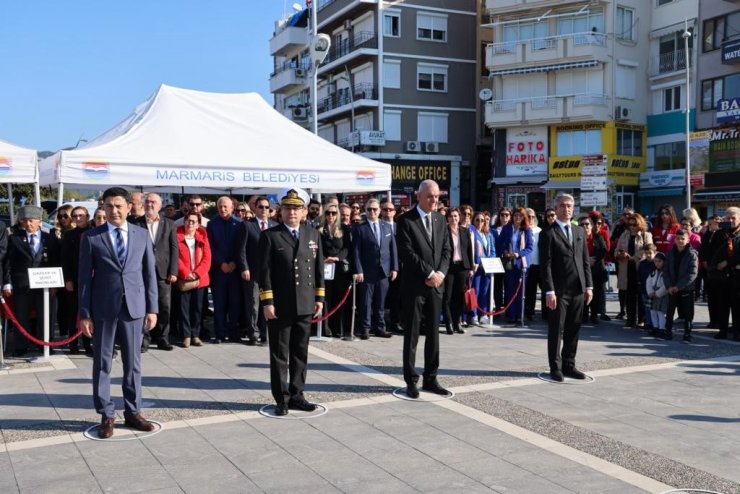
[0,0,295,153]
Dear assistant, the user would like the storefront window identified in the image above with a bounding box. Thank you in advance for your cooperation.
[654,142,686,170]
[556,129,601,156]
[617,129,643,156]
[508,193,526,209]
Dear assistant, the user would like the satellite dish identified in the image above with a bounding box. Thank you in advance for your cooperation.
[292,3,303,12]
[479,88,493,101]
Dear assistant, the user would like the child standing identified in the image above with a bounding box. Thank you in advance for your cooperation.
[647,252,669,336]
[663,230,699,342]
[637,244,658,331]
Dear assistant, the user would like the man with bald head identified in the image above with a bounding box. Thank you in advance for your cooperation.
[127,192,145,223]
[207,196,242,343]
[396,180,451,398]
[133,193,179,351]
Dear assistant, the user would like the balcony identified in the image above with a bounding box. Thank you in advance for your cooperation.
[269,26,309,57]
[648,49,691,77]
[485,93,610,127]
[317,82,378,117]
[486,0,586,14]
[270,66,309,94]
[486,32,607,69]
[319,31,378,72]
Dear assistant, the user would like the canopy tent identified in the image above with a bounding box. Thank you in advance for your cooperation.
[0,139,41,224]
[40,84,391,198]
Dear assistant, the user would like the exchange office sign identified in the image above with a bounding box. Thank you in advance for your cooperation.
[391,162,449,184]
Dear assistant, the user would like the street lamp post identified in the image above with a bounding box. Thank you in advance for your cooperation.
[683,21,692,211]
[309,2,331,135]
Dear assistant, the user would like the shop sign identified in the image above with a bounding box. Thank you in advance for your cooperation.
[690,174,704,187]
[350,130,386,147]
[505,127,548,176]
[722,38,740,64]
[548,155,644,185]
[716,98,740,123]
[391,163,449,182]
[640,169,684,188]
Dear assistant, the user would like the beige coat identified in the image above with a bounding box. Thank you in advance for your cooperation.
[615,230,653,290]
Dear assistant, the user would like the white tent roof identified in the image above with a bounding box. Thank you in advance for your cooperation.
[0,139,38,184]
[40,84,391,194]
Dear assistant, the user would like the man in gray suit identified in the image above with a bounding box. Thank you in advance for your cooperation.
[79,187,159,439]
[539,193,593,382]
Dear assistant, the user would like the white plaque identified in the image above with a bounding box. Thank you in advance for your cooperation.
[28,267,64,289]
[324,263,335,281]
[581,191,608,207]
[480,257,505,274]
[581,164,607,176]
[580,175,607,190]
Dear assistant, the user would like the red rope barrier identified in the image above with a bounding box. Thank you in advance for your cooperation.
[0,299,84,347]
[475,279,523,318]
[311,283,353,324]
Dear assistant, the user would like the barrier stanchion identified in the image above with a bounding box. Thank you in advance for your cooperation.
[518,266,528,328]
[0,318,10,370]
[32,287,52,361]
[310,312,330,343]
[344,276,358,341]
[487,273,494,328]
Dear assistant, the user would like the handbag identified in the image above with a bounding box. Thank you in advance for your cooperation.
[176,278,200,292]
[464,282,478,312]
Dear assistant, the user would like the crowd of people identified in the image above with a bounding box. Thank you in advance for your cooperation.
[2,193,739,359]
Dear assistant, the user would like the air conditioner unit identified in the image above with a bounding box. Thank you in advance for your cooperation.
[327,83,336,95]
[344,19,352,30]
[615,105,631,120]
[405,140,420,152]
[424,142,439,153]
[292,107,308,119]
[295,68,306,77]
[621,106,632,119]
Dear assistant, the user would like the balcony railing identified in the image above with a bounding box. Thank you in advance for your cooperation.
[271,61,310,78]
[318,0,335,11]
[485,93,610,124]
[317,82,377,114]
[649,49,690,76]
[323,31,378,66]
[491,31,606,54]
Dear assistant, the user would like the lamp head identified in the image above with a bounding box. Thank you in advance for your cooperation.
[310,33,331,65]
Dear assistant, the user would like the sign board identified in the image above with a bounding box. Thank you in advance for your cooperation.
[505,127,548,176]
[581,191,608,207]
[717,98,740,123]
[350,130,386,147]
[480,257,505,274]
[581,164,607,176]
[580,175,607,190]
[722,38,740,64]
[28,267,64,289]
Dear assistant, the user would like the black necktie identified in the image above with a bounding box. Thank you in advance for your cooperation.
[424,215,432,241]
[292,229,299,241]
[564,225,572,245]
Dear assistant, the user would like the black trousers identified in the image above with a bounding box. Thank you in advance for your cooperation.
[143,278,171,347]
[706,277,723,326]
[665,290,694,334]
[493,272,505,309]
[267,314,311,404]
[715,274,740,335]
[625,261,645,324]
[586,267,606,319]
[524,264,540,317]
[179,287,205,339]
[402,288,442,384]
[11,288,45,353]
[325,272,351,337]
[547,291,584,372]
[442,263,468,330]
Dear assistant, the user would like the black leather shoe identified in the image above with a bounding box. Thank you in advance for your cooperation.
[140,345,149,353]
[600,314,611,321]
[359,333,369,340]
[550,370,564,382]
[422,381,450,396]
[454,328,465,334]
[157,341,174,351]
[373,331,393,338]
[446,327,454,335]
[288,399,317,412]
[259,336,268,344]
[563,367,586,379]
[406,382,419,399]
[274,403,289,416]
[244,338,257,346]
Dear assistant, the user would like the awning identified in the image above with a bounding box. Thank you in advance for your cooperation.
[490,60,599,77]
[693,189,740,202]
[638,187,685,198]
[541,180,581,190]
[489,174,547,186]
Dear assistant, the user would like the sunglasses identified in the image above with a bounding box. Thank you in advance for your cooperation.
[72,213,87,218]
[351,206,360,210]
[366,207,379,212]
[257,205,270,209]
[383,208,395,212]
[236,208,247,213]
[58,214,70,219]
[500,213,510,217]
[325,211,337,216]
[189,202,203,207]
[547,213,556,218]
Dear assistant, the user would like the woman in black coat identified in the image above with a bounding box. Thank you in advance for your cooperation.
[580,216,607,324]
[320,204,353,338]
[442,208,475,334]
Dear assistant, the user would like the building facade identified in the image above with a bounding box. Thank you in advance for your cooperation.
[484,0,651,221]
[269,0,478,207]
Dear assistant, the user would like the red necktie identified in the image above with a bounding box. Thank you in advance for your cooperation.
[261,221,266,231]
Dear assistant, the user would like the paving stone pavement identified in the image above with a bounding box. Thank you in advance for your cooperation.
[1,298,739,493]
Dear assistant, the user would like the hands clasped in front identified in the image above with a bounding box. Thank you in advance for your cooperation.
[80,313,158,338]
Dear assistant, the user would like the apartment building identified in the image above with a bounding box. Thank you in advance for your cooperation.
[484,0,650,220]
[639,0,697,217]
[269,0,478,207]
[693,1,740,215]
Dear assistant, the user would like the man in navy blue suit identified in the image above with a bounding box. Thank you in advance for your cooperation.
[352,198,398,339]
[79,187,158,439]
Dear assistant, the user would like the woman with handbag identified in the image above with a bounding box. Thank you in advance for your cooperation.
[504,208,534,324]
[472,211,496,325]
[580,216,607,325]
[442,208,474,334]
[176,212,212,348]
[320,204,352,338]
[615,213,653,328]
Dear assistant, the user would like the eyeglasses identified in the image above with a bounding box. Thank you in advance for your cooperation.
[546,213,556,218]
[58,214,69,220]
[325,211,337,216]
[596,221,603,225]
[257,205,270,209]
[72,213,87,218]
[366,207,379,212]
[351,205,360,210]
[236,208,246,213]
[383,208,395,212]
[189,202,203,207]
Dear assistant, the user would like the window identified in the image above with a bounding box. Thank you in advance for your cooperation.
[615,65,636,99]
[557,9,604,36]
[702,77,723,111]
[654,142,686,171]
[556,129,602,156]
[383,60,401,89]
[418,112,448,143]
[657,0,673,5]
[617,129,643,156]
[616,6,634,41]
[663,86,681,112]
[384,110,401,141]
[384,11,400,38]
[417,12,447,42]
[703,16,725,52]
[417,63,448,92]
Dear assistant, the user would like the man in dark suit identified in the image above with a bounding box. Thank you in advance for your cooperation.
[62,206,92,355]
[237,196,276,345]
[396,180,451,398]
[381,201,402,333]
[259,189,324,416]
[539,193,593,382]
[134,193,178,351]
[207,196,242,343]
[352,198,397,339]
[3,206,59,357]
[79,187,158,439]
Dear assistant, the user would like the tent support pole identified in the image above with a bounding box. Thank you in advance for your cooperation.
[8,184,14,225]
[57,183,64,210]
[34,182,41,207]
[387,190,391,202]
